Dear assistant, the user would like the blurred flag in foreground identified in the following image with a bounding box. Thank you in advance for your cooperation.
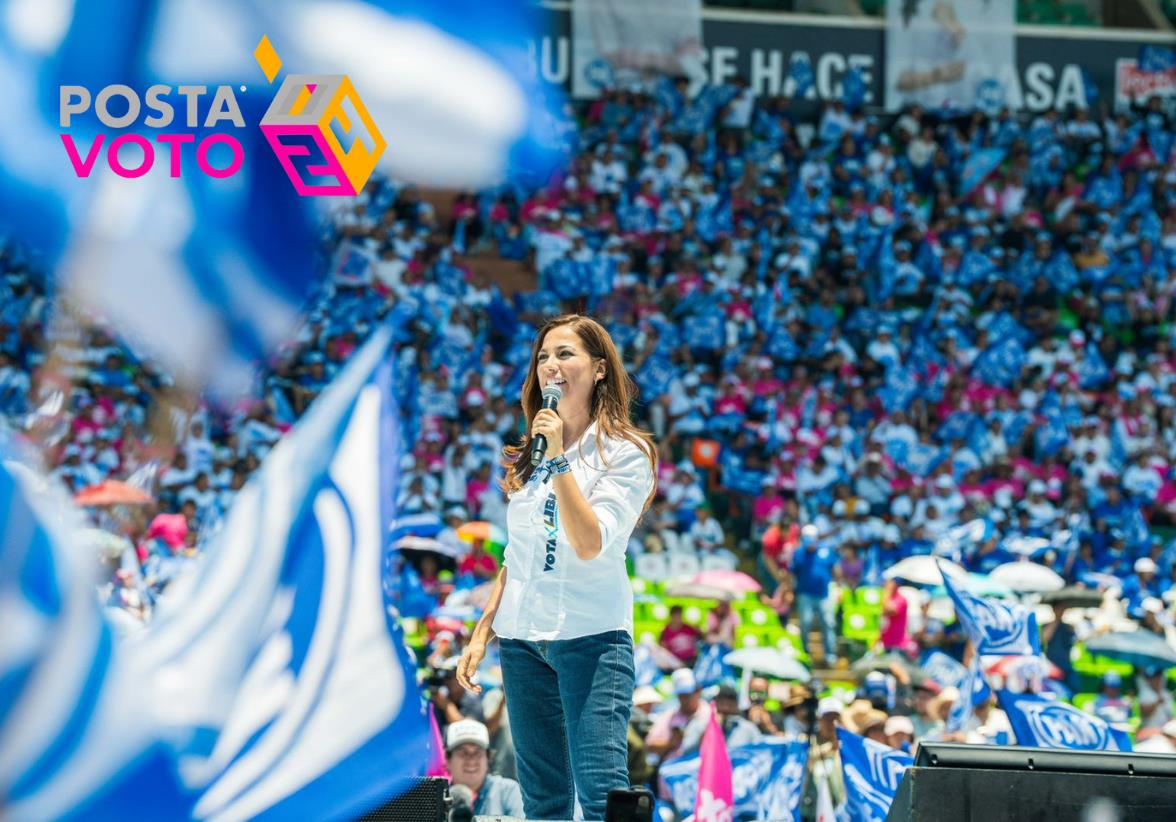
[1,0,566,396]
[0,445,189,821]
[3,325,427,820]
[136,324,429,820]
[692,707,733,822]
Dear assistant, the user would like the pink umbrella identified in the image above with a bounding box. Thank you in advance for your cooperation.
[690,569,762,594]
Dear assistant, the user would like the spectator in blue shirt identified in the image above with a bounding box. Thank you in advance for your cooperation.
[791,524,841,665]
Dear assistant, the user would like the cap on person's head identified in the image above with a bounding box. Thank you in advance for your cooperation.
[1135,557,1158,575]
[914,678,942,695]
[1103,670,1122,688]
[885,715,915,738]
[633,685,665,707]
[1029,480,1047,495]
[936,475,954,489]
[446,719,490,753]
[817,697,845,717]
[716,684,740,702]
[445,505,467,520]
[864,672,889,695]
[672,668,700,696]
[801,524,819,542]
[1145,666,1164,678]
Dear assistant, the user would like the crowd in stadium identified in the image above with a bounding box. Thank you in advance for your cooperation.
[2,65,1176,816]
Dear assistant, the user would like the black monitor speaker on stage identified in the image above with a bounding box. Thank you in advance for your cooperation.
[357,776,449,822]
[887,744,1176,822]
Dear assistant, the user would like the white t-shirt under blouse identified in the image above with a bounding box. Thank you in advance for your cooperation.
[492,421,654,642]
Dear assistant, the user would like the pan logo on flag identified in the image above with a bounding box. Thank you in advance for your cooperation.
[1023,701,1109,750]
[867,742,908,792]
[254,35,387,196]
[966,594,1022,648]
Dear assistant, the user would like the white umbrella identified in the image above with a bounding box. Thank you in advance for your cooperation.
[723,647,810,681]
[395,535,463,558]
[884,556,967,586]
[664,581,735,602]
[1002,536,1051,557]
[990,561,1065,594]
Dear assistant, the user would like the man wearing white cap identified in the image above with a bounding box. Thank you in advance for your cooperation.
[1123,557,1161,617]
[645,668,708,762]
[445,719,525,818]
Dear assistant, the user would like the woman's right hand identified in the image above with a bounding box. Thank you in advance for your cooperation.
[456,641,487,695]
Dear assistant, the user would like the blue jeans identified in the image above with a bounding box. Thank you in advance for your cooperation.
[797,593,837,661]
[499,630,635,821]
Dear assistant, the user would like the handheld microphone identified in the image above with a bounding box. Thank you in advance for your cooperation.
[530,384,563,465]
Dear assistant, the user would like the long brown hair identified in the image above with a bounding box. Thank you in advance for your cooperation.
[500,314,658,512]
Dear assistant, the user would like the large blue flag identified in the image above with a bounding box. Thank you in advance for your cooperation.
[837,727,913,822]
[938,560,1041,656]
[661,737,808,822]
[134,325,430,820]
[997,691,1132,752]
[0,446,190,821]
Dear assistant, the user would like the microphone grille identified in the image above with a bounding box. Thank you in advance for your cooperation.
[541,384,563,403]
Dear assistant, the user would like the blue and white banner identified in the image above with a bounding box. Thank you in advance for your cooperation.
[661,737,808,822]
[997,691,1132,752]
[938,560,1041,656]
[0,447,190,821]
[837,727,912,822]
[135,326,430,820]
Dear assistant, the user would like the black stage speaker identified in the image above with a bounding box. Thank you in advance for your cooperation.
[887,744,1176,822]
[358,776,449,822]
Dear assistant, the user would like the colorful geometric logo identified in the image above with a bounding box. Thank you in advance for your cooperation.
[254,35,386,196]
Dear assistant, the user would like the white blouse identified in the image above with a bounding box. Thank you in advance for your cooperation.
[492,421,654,642]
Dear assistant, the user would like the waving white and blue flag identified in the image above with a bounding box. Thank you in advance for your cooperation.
[661,737,808,822]
[134,326,429,821]
[0,447,190,822]
[946,654,992,734]
[958,147,1007,197]
[997,691,1132,752]
[938,560,1040,656]
[919,650,968,691]
[837,727,912,822]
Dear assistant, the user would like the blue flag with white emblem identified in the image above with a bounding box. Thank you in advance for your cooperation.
[837,727,913,822]
[998,691,1132,752]
[939,560,1040,656]
[958,147,1007,197]
[0,444,191,821]
[661,737,808,822]
[135,326,430,820]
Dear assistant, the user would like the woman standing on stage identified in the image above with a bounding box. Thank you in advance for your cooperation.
[456,314,657,821]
